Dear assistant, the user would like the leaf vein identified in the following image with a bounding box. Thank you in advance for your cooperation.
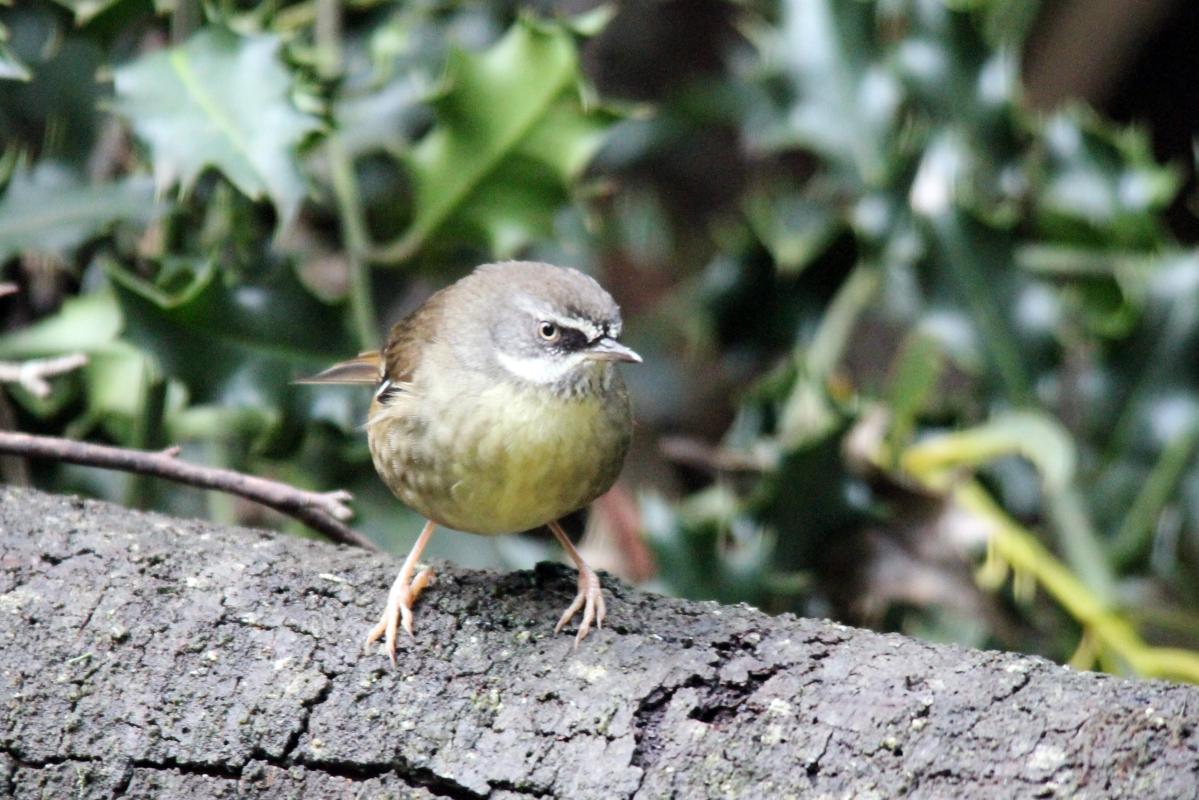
[167,48,264,194]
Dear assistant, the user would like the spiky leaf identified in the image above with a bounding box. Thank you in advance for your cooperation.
[0,19,30,82]
[48,0,124,25]
[113,28,320,230]
[0,163,159,261]
[107,261,363,439]
[376,20,616,262]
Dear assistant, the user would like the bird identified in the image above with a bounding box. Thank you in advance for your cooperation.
[301,261,640,665]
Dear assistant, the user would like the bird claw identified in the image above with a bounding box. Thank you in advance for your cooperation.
[554,565,606,646]
[364,565,435,667]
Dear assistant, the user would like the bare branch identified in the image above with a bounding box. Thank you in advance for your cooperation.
[0,431,378,551]
[0,353,89,398]
[658,435,769,473]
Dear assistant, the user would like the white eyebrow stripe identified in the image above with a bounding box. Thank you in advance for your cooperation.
[511,296,620,341]
[547,315,602,341]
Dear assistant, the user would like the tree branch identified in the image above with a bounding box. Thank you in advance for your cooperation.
[2,486,1197,798]
[659,435,770,473]
[0,353,88,398]
[0,431,377,551]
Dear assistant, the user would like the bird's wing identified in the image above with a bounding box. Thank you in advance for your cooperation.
[382,288,449,385]
[296,286,449,388]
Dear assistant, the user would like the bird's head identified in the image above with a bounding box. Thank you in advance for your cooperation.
[463,262,641,395]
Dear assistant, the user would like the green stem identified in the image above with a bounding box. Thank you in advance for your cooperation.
[926,216,1032,404]
[957,483,1199,684]
[901,438,1199,682]
[1106,287,1199,463]
[806,263,881,380]
[778,263,880,447]
[1044,487,1116,606]
[125,368,166,509]
[317,0,379,349]
[901,415,1116,603]
[170,0,200,45]
[328,135,379,349]
[314,0,343,80]
[203,441,238,527]
[1110,422,1199,569]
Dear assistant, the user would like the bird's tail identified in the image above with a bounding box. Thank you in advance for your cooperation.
[295,351,382,385]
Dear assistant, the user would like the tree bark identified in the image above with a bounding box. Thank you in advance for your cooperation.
[0,487,1196,799]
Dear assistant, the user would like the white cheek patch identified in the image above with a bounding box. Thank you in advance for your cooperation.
[496,350,589,384]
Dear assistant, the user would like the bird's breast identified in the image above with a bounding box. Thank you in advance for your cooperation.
[368,376,631,535]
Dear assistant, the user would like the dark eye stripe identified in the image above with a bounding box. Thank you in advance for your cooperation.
[556,327,590,351]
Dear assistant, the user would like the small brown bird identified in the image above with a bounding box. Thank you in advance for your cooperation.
[304,261,640,664]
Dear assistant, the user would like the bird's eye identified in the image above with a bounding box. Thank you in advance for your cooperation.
[538,321,559,342]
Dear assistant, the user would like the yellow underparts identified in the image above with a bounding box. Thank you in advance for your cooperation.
[368,377,629,535]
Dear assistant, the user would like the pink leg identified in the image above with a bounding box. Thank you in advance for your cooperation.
[364,519,437,666]
[548,520,606,646]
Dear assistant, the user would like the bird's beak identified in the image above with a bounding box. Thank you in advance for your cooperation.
[586,337,642,364]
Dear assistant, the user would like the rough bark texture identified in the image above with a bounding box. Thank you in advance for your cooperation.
[0,487,1196,799]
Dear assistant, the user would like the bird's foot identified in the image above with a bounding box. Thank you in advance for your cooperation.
[364,564,435,667]
[554,564,606,646]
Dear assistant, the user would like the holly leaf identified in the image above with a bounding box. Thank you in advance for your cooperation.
[374,19,617,262]
[754,0,899,184]
[744,182,841,274]
[0,163,160,261]
[48,0,125,25]
[107,261,364,441]
[0,19,30,82]
[112,28,320,231]
[0,288,159,441]
[1036,108,1178,248]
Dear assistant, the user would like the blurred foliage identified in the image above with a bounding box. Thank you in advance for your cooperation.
[2,0,1199,683]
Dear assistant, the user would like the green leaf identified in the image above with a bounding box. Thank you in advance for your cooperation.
[113,28,321,230]
[744,183,841,274]
[374,19,617,262]
[885,333,945,454]
[48,0,125,25]
[0,22,105,164]
[0,287,158,439]
[1036,108,1178,248]
[107,260,364,439]
[912,133,1033,402]
[641,489,774,606]
[0,20,31,82]
[335,80,425,159]
[757,0,899,183]
[0,163,160,261]
[893,1,1018,122]
[0,289,122,358]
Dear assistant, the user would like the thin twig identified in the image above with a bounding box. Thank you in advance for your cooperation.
[0,431,378,551]
[0,353,88,398]
[658,436,769,473]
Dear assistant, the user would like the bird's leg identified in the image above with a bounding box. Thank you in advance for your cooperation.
[548,519,606,645]
[364,519,437,666]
